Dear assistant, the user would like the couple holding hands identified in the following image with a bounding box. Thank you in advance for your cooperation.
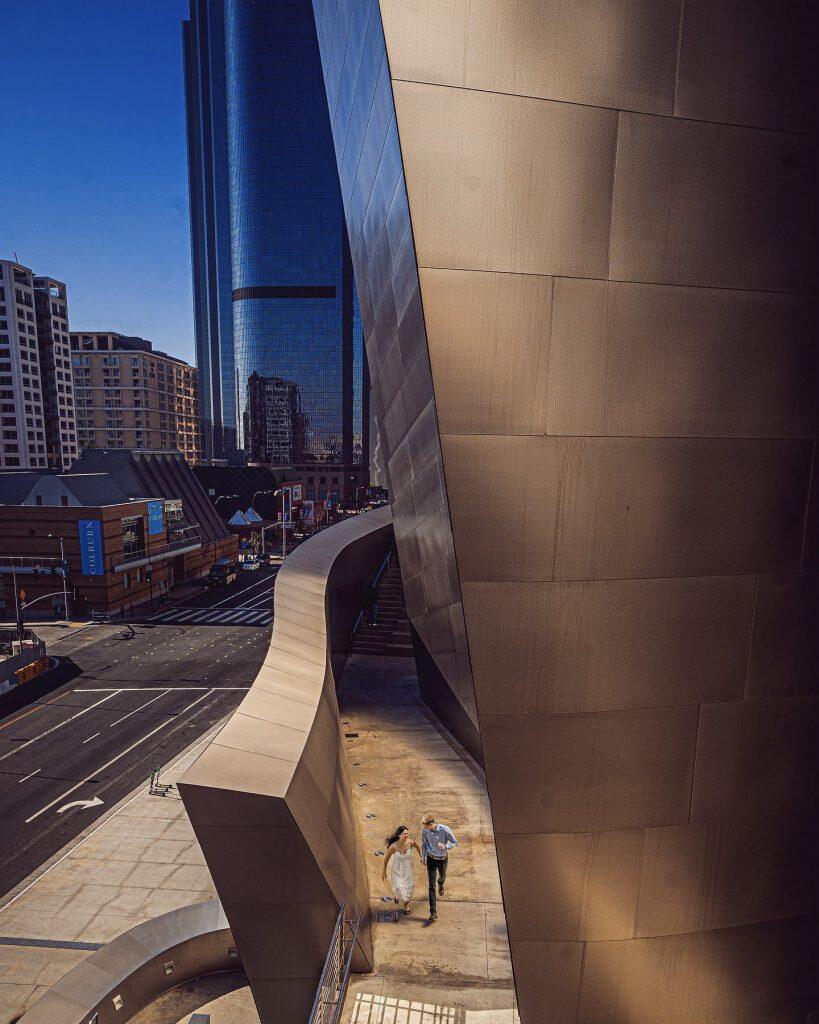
[381,812,457,922]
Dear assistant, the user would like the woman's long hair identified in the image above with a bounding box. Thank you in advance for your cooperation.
[386,824,408,847]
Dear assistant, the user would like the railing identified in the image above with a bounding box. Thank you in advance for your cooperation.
[111,526,202,571]
[308,904,361,1024]
[351,546,395,638]
[0,555,64,574]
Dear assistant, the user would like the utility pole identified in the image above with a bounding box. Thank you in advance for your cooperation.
[274,486,292,559]
[48,535,70,620]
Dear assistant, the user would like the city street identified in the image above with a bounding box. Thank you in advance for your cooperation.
[0,567,277,899]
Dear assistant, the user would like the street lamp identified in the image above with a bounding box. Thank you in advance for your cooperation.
[273,487,293,560]
[250,489,273,556]
[214,494,238,518]
[47,534,70,620]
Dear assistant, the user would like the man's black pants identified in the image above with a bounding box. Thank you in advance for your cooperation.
[427,856,448,913]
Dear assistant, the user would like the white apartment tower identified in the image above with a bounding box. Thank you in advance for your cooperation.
[0,260,48,469]
[33,275,78,469]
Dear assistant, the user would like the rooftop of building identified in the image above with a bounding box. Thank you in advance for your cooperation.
[67,449,230,542]
[69,331,195,368]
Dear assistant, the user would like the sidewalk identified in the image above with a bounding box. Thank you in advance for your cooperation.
[0,733,220,1024]
[340,655,516,1024]
[186,653,516,1024]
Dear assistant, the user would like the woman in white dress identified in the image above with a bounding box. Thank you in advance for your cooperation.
[381,824,421,915]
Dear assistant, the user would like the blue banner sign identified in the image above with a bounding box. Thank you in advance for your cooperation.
[147,500,164,536]
[78,519,104,576]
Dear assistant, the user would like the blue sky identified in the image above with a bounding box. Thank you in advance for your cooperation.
[0,1,196,362]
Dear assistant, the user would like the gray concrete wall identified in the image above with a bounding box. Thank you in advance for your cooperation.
[179,508,393,1024]
[17,900,234,1024]
[311,2,819,1021]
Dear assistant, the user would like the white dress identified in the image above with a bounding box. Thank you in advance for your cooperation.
[389,847,415,902]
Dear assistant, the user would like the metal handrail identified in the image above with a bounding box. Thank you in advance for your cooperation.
[351,547,395,637]
[307,903,361,1024]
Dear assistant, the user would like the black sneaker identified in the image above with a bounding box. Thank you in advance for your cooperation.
[429,911,437,921]
[438,886,444,896]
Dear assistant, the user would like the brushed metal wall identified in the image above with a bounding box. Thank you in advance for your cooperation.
[312,1,819,1021]
[179,510,393,1023]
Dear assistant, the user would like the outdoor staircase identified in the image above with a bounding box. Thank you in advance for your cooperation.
[352,558,414,658]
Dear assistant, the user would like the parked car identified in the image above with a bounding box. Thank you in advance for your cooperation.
[241,558,261,572]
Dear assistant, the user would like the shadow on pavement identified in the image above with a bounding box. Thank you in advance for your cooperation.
[0,656,82,719]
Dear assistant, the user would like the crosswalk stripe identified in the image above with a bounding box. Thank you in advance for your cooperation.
[172,608,204,623]
[218,609,250,623]
[148,605,273,626]
[243,609,271,623]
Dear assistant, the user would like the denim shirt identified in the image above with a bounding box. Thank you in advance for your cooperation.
[421,824,457,861]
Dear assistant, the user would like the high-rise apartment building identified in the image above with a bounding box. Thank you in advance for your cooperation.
[0,259,50,470]
[69,332,201,464]
[183,0,369,488]
[33,275,79,470]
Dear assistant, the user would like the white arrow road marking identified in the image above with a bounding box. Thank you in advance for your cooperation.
[57,796,104,814]
[25,689,215,824]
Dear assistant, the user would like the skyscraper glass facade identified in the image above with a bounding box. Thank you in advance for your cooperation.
[184,0,367,473]
[183,0,235,461]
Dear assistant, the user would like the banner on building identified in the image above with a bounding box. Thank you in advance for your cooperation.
[78,519,104,576]
[147,500,165,536]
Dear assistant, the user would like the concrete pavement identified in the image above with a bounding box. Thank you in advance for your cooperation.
[0,727,220,1024]
[157,653,516,1024]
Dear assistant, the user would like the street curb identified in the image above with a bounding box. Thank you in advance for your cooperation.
[0,716,229,916]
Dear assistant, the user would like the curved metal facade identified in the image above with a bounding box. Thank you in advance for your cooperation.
[311,1,819,1021]
[225,0,366,467]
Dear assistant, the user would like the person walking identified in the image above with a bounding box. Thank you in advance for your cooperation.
[381,825,421,915]
[420,813,457,921]
[362,581,379,626]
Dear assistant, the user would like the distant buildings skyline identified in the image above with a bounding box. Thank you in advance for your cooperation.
[1,255,201,472]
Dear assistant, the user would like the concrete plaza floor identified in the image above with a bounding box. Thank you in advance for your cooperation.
[0,653,514,1024]
[0,731,217,1024]
[179,654,516,1024]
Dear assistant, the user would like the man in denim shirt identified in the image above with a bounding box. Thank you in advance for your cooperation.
[421,813,457,921]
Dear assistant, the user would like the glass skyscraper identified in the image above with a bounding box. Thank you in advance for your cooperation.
[183,0,235,461]
[183,0,368,483]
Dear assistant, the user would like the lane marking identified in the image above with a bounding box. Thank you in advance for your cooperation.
[109,690,171,727]
[74,687,250,692]
[57,796,103,814]
[0,691,122,766]
[81,733,100,745]
[25,689,216,823]
[210,572,279,608]
[18,768,41,784]
[0,724,223,916]
[0,692,70,733]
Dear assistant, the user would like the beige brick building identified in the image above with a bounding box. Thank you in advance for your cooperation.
[70,332,201,464]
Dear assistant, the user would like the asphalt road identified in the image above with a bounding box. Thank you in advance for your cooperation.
[0,567,278,900]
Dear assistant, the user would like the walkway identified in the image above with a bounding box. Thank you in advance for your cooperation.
[184,651,516,1024]
[339,653,516,1024]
